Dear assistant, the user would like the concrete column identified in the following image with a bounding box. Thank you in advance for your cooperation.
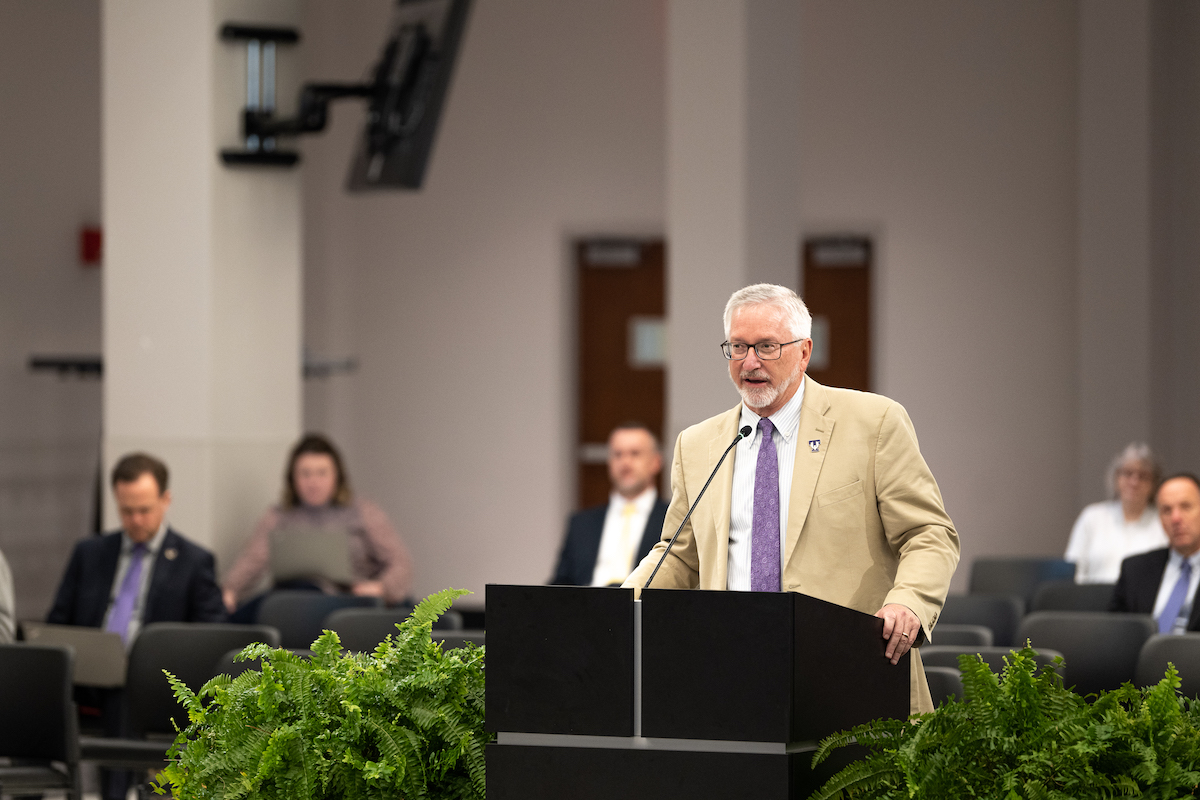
[102,0,301,573]
[1076,1,1153,505]
[665,0,801,443]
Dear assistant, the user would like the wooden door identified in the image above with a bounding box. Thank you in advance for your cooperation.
[801,237,872,392]
[577,239,666,508]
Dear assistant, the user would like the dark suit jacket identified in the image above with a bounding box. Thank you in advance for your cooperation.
[550,498,669,586]
[1110,547,1200,631]
[47,528,225,628]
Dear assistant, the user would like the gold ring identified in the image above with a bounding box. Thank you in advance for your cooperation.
[900,632,909,639]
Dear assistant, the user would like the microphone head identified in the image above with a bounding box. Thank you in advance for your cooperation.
[740,425,753,438]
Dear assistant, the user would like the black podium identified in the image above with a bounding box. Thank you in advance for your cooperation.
[485,585,910,799]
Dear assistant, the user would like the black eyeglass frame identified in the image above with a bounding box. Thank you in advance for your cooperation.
[720,339,805,361]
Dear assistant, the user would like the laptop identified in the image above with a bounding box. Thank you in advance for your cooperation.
[269,524,355,586]
[20,621,127,687]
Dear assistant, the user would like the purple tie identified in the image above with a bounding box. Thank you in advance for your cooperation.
[1158,560,1193,634]
[106,543,148,643]
[750,418,781,592]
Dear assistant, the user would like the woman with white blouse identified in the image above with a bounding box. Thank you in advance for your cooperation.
[1064,442,1167,584]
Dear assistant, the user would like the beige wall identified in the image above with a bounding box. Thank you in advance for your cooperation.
[103,0,302,577]
[0,1,103,620]
[798,2,1081,586]
[1151,1,1200,480]
[5,0,1200,608]
[299,0,667,599]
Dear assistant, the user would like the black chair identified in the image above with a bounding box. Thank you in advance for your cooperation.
[257,590,383,649]
[80,623,281,771]
[436,630,485,652]
[213,647,266,678]
[1016,611,1156,697]
[324,606,464,653]
[1135,633,1200,698]
[968,558,1076,608]
[939,594,1025,647]
[924,665,964,706]
[931,624,993,646]
[1031,580,1115,612]
[920,645,1065,676]
[0,643,80,799]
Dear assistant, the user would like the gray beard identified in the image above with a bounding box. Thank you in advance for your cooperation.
[734,368,797,411]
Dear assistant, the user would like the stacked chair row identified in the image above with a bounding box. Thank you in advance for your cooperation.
[0,590,482,799]
[924,626,1200,707]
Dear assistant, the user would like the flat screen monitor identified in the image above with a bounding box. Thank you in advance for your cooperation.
[347,0,472,191]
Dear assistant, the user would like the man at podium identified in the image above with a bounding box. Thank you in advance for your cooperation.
[625,284,959,714]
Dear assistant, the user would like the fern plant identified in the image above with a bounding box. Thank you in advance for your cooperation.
[153,588,486,800]
[810,646,1200,799]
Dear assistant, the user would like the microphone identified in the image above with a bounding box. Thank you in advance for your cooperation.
[643,425,754,590]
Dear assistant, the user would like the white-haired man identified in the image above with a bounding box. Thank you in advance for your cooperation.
[624,283,960,714]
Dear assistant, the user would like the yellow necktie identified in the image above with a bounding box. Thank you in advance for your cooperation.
[601,502,639,586]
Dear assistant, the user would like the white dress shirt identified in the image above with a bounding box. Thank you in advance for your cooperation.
[1064,501,1167,584]
[726,378,805,591]
[1152,548,1200,634]
[102,522,168,646]
[591,487,658,587]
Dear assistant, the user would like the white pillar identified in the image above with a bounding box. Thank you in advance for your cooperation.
[102,0,301,574]
[665,0,801,442]
[1076,1,1153,504]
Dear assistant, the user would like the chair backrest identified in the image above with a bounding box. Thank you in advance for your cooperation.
[920,645,1064,676]
[1016,611,1156,698]
[939,594,1025,647]
[969,558,1076,608]
[0,643,77,763]
[324,606,464,653]
[924,665,964,706]
[436,630,485,653]
[1031,580,1115,612]
[257,590,383,649]
[213,647,265,679]
[931,624,993,647]
[1135,633,1200,698]
[125,623,281,737]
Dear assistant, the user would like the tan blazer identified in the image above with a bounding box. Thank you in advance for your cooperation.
[625,377,960,714]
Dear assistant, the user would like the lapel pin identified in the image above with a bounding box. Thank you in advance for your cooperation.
[164,547,178,561]
[809,439,821,453]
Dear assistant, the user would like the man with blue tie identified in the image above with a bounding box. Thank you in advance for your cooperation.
[48,452,225,639]
[47,452,224,800]
[1111,473,1200,633]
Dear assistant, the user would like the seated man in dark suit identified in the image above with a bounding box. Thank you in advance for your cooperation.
[1111,473,1200,633]
[551,424,669,586]
[49,452,225,637]
[48,452,224,800]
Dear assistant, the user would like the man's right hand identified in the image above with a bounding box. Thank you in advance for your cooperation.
[222,588,238,614]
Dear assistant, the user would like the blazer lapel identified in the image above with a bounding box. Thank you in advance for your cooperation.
[784,377,834,569]
[706,406,743,590]
[143,529,179,623]
[1142,550,1171,614]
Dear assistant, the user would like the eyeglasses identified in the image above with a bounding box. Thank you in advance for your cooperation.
[720,340,803,361]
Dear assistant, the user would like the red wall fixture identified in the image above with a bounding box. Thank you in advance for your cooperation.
[80,226,102,266]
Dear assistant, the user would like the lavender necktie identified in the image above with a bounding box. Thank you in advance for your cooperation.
[1158,560,1193,634]
[750,418,781,592]
[106,543,148,643]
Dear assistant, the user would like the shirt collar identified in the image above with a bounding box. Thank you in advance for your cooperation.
[611,486,657,513]
[1169,548,1200,571]
[122,521,168,555]
[739,375,806,443]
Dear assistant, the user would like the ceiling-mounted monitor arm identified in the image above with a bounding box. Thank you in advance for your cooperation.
[243,82,376,139]
[220,20,432,169]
